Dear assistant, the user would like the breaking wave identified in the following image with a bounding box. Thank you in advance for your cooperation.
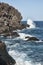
[8,50,41,65]
[27,19,36,28]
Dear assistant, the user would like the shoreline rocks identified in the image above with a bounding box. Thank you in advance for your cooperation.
[0,32,19,38]
[0,41,16,65]
[25,36,39,41]
[0,2,30,37]
[0,2,22,33]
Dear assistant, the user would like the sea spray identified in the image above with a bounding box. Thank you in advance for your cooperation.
[27,19,36,28]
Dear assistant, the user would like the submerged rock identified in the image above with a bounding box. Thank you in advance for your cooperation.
[0,41,16,65]
[25,36,39,41]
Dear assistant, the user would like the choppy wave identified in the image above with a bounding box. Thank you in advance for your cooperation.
[2,36,43,65]
[27,19,36,28]
[18,33,33,40]
[8,50,41,65]
[0,21,43,65]
[3,38,43,65]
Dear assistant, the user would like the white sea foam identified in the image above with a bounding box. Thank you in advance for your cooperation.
[27,19,36,28]
[35,40,43,42]
[18,33,33,40]
[4,40,42,65]
[8,50,32,65]
[8,50,41,65]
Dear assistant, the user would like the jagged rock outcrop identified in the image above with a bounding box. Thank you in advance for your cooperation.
[0,2,22,33]
[0,41,16,65]
[0,3,30,37]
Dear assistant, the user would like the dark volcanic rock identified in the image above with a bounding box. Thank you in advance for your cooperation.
[25,36,30,39]
[19,24,30,29]
[25,37,39,41]
[11,32,19,37]
[0,41,16,65]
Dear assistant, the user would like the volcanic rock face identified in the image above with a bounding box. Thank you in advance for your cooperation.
[0,41,16,65]
[0,2,22,33]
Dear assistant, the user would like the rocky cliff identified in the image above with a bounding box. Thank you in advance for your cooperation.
[0,2,23,33]
[0,2,30,37]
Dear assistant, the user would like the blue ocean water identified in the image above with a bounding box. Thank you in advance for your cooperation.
[0,21,43,65]
[34,21,43,28]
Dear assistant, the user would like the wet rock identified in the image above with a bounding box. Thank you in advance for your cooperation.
[15,24,30,30]
[20,24,30,29]
[0,41,16,65]
[1,32,19,38]
[42,40,43,41]
[25,37,39,41]
[25,36,30,39]
[11,32,19,37]
[26,24,30,27]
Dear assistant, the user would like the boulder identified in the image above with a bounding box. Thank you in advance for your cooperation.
[25,37,39,41]
[0,41,16,65]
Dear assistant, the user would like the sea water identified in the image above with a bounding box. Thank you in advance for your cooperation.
[1,20,43,65]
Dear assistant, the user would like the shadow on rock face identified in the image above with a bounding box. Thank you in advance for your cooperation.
[0,57,7,65]
[0,41,16,65]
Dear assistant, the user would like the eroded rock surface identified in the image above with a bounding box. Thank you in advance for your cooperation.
[0,3,30,37]
[0,3,22,32]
